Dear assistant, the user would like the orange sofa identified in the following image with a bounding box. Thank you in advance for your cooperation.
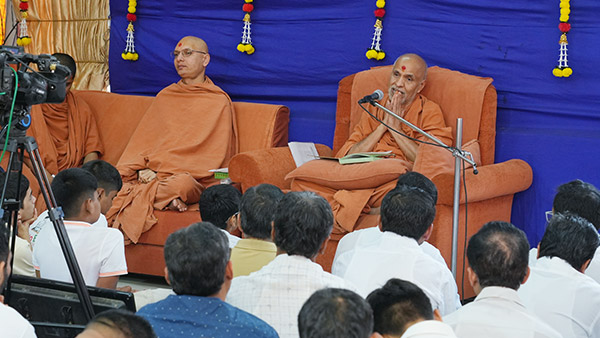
[229,66,533,298]
[74,90,289,277]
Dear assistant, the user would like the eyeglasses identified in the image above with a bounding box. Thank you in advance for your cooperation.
[545,210,553,222]
[170,48,208,59]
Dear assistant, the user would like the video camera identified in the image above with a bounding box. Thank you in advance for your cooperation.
[0,46,71,129]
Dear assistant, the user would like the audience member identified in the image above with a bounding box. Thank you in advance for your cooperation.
[367,279,456,338]
[32,168,127,289]
[107,36,238,244]
[137,222,277,337]
[530,179,600,283]
[444,221,561,338]
[198,184,242,248]
[299,288,380,338]
[0,225,36,337]
[231,184,282,277]
[518,212,600,337]
[227,191,357,338]
[332,185,460,315]
[77,309,156,338]
[30,160,122,246]
[0,172,37,277]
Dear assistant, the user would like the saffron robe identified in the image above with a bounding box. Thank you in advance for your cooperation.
[26,90,104,211]
[106,78,238,243]
[292,94,452,234]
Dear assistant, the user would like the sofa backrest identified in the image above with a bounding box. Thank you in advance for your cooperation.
[75,90,290,165]
[333,66,497,166]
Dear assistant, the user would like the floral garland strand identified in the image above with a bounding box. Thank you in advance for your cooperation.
[237,0,255,55]
[122,0,139,61]
[366,0,386,60]
[16,0,31,46]
[553,0,572,77]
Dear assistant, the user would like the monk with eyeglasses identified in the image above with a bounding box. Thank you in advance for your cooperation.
[107,36,238,243]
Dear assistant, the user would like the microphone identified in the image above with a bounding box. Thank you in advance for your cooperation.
[358,89,384,104]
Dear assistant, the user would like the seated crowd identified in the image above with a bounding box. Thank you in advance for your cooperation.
[1,40,599,338]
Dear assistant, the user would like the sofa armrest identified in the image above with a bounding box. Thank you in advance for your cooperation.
[433,159,533,205]
[229,144,332,192]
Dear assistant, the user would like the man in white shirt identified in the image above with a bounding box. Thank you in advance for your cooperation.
[367,278,457,338]
[226,191,357,338]
[33,168,127,289]
[519,212,600,338]
[332,185,460,315]
[444,221,561,338]
[529,179,600,284]
[0,222,36,337]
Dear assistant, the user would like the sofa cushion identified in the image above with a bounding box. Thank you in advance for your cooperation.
[413,139,482,180]
[285,158,411,190]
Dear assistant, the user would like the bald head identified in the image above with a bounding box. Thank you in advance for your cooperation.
[394,54,427,80]
[173,36,210,85]
[177,36,208,54]
[388,53,428,110]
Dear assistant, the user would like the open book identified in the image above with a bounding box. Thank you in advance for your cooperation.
[320,151,394,165]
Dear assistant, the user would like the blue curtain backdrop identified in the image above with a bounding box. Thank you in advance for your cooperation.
[109,0,600,246]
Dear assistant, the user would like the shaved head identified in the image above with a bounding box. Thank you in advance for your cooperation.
[174,36,210,85]
[394,53,427,80]
[388,53,428,110]
[178,36,208,53]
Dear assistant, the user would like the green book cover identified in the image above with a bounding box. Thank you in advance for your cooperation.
[337,151,393,165]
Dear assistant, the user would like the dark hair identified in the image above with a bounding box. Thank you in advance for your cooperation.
[0,172,30,223]
[539,212,600,270]
[164,222,229,296]
[467,221,529,290]
[81,160,123,193]
[52,53,77,79]
[240,184,284,240]
[86,309,156,338]
[298,288,373,338]
[273,191,333,258]
[553,179,600,230]
[395,171,438,204]
[380,185,436,240]
[367,279,433,336]
[198,184,241,230]
[51,168,97,219]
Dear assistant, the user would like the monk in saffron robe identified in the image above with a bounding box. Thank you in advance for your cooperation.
[106,36,238,243]
[293,54,452,234]
[25,53,103,211]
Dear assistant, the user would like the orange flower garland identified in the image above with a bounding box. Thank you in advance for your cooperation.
[237,0,255,54]
[366,0,385,60]
[16,0,31,46]
[552,0,572,77]
[122,0,139,61]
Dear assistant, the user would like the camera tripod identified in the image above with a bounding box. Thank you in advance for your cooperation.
[0,118,95,321]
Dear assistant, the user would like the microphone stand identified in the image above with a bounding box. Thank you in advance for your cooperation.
[370,100,478,278]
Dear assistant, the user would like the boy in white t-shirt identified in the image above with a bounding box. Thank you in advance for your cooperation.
[29,160,122,247]
[33,168,127,289]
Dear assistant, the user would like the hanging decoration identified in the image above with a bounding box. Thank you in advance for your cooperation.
[16,0,31,46]
[122,0,139,61]
[552,0,572,77]
[366,0,386,60]
[237,0,255,55]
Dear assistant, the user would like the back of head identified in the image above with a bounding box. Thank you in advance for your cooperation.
[539,212,600,270]
[0,172,29,223]
[81,160,123,193]
[199,184,241,230]
[395,171,438,204]
[553,179,600,230]
[80,309,156,338]
[164,222,229,296]
[298,288,373,338]
[381,185,436,240]
[52,53,77,79]
[240,184,284,240]
[51,168,97,219]
[367,278,433,336]
[273,191,333,258]
[467,221,529,290]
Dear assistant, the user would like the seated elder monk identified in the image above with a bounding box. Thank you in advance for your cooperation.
[107,36,238,243]
[293,53,452,232]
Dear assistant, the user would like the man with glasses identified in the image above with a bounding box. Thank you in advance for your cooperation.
[107,36,238,244]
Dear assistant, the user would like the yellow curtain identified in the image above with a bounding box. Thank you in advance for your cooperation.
[11,0,109,91]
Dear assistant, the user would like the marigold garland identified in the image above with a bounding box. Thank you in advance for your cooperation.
[122,0,139,61]
[366,0,386,60]
[553,0,572,77]
[237,0,255,54]
[16,0,31,46]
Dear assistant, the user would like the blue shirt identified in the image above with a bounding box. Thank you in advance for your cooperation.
[138,294,279,338]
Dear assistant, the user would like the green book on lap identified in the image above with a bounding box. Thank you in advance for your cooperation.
[320,151,394,165]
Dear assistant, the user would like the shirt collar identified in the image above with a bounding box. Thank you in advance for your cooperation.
[62,220,92,227]
[476,286,523,306]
